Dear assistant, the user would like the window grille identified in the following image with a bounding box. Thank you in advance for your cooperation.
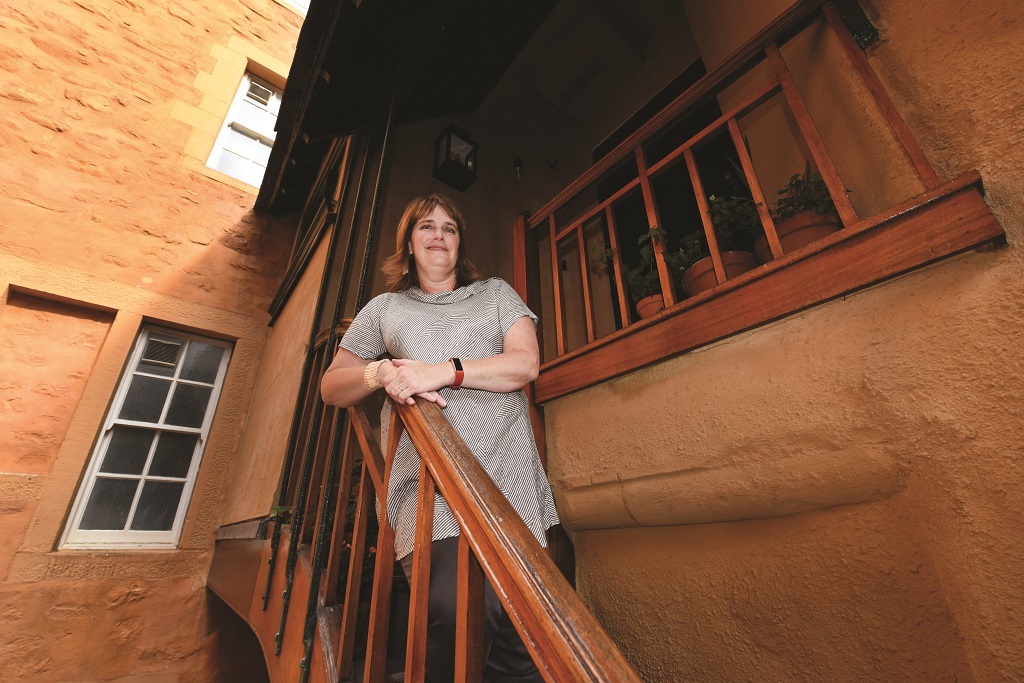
[61,327,232,548]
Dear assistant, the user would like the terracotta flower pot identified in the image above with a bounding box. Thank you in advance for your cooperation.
[682,250,758,298]
[754,210,841,263]
[635,293,665,319]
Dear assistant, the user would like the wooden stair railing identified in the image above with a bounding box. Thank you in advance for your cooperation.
[233,389,640,682]
[337,397,641,683]
[216,388,639,682]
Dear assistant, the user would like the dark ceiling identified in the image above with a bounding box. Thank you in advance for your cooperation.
[258,0,558,216]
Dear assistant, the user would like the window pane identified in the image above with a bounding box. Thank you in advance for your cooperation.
[100,426,154,474]
[149,432,199,478]
[130,481,185,531]
[214,149,252,180]
[164,384,212,428]
[235,101,276,140]
[242,162,266,188]
[180,341,223,384]
[251,139,273,166]
[79,478,138,530]
[223,128,259,159]
[118,375,171,423]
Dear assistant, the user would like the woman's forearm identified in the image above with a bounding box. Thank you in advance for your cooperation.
[387,316,539,399]
[320,351,379,408]
[458,349,538,392]
[328,317,540,406]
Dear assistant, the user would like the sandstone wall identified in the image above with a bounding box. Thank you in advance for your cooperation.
[544,0,1024,680]
[0,0,301,679]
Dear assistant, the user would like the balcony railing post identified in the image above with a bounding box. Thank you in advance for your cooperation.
[635,147,676,307]
[765,43,859,226]
[339,404,389,680]
[821,2,941,190]
[512,212,529,301]
[603,206,631,324]
[547,215,566,356]
[576,227,597,343]
[684,149,727,285]
[274,387,331,655]
[727,118,783,260]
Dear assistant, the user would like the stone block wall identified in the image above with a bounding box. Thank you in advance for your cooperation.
[0,0,303,679]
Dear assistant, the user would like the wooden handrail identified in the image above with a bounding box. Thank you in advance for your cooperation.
[323,396,639,682]
[394,398,641,682]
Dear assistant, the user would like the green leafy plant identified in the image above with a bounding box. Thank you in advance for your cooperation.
[626,226,666,302]
[665,232,706,280]
[268,505,293,524]
[772,161,835,220]
[709,194,759,250]
[591,226,668,303]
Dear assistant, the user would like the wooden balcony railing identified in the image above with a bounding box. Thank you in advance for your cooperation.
[251,394,640,683]
[513,0,1004,403]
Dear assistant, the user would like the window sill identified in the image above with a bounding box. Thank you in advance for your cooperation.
[533,171,1004,404]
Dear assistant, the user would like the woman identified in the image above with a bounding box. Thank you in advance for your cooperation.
[321,193,559,682]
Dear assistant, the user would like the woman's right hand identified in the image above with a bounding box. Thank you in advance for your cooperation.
[380,358,449,407]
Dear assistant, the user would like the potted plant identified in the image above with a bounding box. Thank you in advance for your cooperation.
[592,226,668,319]
[754,161,842,263]
[625,226,668,318]
[675,194,759,298]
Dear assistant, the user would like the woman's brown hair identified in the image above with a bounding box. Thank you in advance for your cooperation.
[382,193,483,291]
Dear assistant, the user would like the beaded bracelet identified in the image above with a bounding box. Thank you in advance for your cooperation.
[363,359,386,390]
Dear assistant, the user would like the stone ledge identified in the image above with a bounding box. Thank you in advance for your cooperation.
[555,446,904,531]
[6,548,210,583]
[0,253,269,341]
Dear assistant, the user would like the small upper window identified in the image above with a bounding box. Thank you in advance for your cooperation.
[61,326,232,549]
[207,72,283,187]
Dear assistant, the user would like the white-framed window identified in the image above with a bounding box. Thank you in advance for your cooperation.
[207,72,283,187]
[61,327,233,549]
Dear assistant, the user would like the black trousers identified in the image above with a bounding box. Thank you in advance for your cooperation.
[399,536,544,683]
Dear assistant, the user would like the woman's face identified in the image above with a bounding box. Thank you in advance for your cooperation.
[409,204,460,277]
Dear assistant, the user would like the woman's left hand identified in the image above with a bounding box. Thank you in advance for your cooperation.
[383,358,453,407]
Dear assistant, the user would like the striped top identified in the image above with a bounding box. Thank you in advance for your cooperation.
[340,277,560,560]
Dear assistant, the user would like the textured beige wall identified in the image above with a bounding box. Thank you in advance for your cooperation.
[0,0,298,679]
[545,0,1024,680]
[0,575,268,682]
[221,237,330,523]
[0,2,297,319]
[0,294,114,581]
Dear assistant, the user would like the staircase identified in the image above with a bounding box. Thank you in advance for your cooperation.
[208,398,639,683]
